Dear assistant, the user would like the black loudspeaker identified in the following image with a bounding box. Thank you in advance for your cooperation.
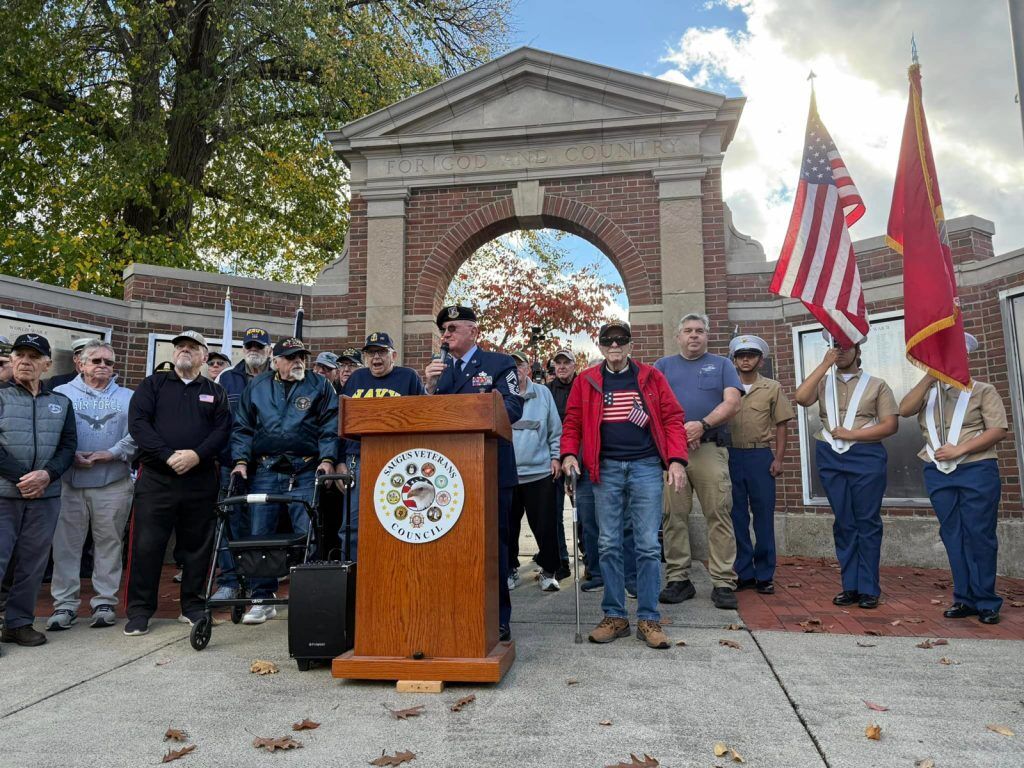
[287,561,356,670]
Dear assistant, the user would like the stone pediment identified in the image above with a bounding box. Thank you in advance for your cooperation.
[328,47,742,149]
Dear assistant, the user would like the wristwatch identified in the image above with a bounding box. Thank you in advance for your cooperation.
[699,418,712,432]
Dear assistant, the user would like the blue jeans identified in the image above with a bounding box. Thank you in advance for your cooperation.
[576,470,635,589]
[592,456,663,621]
[337,456,360,561]
[247,466,315,599]
[216,466,251,589]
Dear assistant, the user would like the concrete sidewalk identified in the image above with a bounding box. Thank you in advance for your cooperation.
[3,563,1023,768]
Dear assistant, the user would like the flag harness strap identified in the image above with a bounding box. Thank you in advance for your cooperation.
[822,372,872,454]
[925,383,974,474]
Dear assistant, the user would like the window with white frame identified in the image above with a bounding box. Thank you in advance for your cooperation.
[793,311,930,506]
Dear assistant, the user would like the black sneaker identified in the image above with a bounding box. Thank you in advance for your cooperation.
[555,561,571,581]
[499,625,511,642]
[659,579,696,604]
[123,616,150,636]
[735,578,757,591]
[1,625,47,646]
[711,587,738,610]
[756,581,775,595]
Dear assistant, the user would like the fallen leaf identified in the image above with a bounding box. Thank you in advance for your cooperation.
[785,582,802,588]
[253,736,302,752]
[889,619,902,627]
[914,760,935,768]
[798,618,825,633]
[864,630,882,636]
[450,695,476,712]
[566,679,580,686]
[712,743,744,763]
[724,623,743,631]
[932,638,949,646]
[674,640,687,647]
[164,728,187,742]
[249,660,279,675]
[865,723,882,740]
[916,639,935,649]
[719,639,742,650]
[292,718,320,731]
[863,700,889,712]
[929,599,942,605]
[161,744,196,763]
[384,704,425,720]
[934,581,951,590]
[729,747,746,763]
[369,750,417,766]
[904,617,925,624]
[938,657,960,666]
[856,641,877,648]
[986,724,1015,737]
[604,754,659,767]
[714,743,728,757]
[1010,601,1024,608]
[154,658,172,667]
[599,719,613,726]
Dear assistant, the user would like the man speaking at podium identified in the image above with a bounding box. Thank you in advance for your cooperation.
[424,306,523,642]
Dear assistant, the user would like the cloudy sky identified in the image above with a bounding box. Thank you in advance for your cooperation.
[512,0,1024,307]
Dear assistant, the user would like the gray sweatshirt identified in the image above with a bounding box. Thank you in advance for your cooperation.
[55,375,136,488]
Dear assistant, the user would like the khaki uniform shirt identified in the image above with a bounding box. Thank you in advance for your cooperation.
[814,371,898,443]
[915,380,1007,464]
[731,375,796,448]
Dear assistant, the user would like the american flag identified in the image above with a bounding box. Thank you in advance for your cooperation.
[603,391,650,428]
[769,92,869,347]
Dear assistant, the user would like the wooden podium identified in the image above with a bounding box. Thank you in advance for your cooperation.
[331,391,516,683]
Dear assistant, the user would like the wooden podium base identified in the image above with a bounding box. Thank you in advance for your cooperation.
[332,641,515,683]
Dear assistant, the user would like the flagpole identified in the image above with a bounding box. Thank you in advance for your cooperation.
[935,381,946,447]
[1009,0,1024,148]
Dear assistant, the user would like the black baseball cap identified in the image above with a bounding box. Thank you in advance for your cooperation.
[12,333,51,357]
[436,305,477,330]
[598,320,631,345]
[338,348,363,365]
[207,351,231,364]
[273,337,308,358]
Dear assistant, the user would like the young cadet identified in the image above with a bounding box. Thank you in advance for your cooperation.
[898,332,1008,625]
[794,330,898,609]
[728,335,795,595]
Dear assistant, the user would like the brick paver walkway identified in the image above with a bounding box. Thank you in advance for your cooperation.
[736,556,1024,640]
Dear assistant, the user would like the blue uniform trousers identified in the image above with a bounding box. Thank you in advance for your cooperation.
[816,440,886,597]
[498,486,512,629]
[924,459,1002,613]
[728,447,777,583]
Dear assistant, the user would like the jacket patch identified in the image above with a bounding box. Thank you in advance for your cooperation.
[48,403,63,414]
[294,396,312,411]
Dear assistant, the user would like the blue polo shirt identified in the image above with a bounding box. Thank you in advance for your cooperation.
[653,353,743,426]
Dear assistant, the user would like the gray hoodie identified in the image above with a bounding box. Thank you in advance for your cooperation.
[55,375,136,488]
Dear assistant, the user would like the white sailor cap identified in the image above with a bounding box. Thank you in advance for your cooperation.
[965,332,978,354]
[729,334,768,358]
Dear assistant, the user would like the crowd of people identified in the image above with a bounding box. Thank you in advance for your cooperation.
[0,304,1009,655]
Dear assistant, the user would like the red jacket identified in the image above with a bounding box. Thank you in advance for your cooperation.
[559,359,687,484]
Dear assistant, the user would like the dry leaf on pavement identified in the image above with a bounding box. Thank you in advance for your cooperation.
[253,736,302,752]
[889,619,902,627]
[250,660,279,675]
[904,617,925,624]
[154,658,172,667]
[863,701,889,712]
[864,629,882,636]
[604,753,659,767]
[599,719,613,726]
[292,718,320,731]
[384,704,425,720]
[914,760,935,768]
[929,599,942,605]
[719,639,742,650]
[674,640,687,647]
[986,724,1015,737]
[161,744,196,763]
[164,728,187,742]
[798,618,825,633]
[369,750,417,766]
[712,742,745,763]
[916,639,935,649]
[566,679,580,685]
[856,641,876,647]
[1010,601,1024,608]
[724,623,743,631]
[785,582,802,588]
[932,638,949,646]
[450,695,476,712]
[938,657,960,666]
[865,723,882,740]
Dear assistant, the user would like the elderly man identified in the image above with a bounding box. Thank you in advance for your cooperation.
[209,327,272,602]
[124,330,231,636]
[231,337,339,623]
[0,334,77,649]
[313,351,341,392]
[205,350,232,381]
[423,306,523,642]
[339,331,425,560]
[561,320,687,649]
[655,313,743,610]
[546,348,578,580]
[47,340,136,630]
[507,351,563,592]
[337,349,363,390]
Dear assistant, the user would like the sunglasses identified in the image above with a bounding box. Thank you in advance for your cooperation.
[88,357,115,366]
[599,335,631,347]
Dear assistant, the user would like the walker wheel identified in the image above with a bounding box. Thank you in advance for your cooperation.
[231,605,245,624]
[296,658,313,672]
[190,615,212,651]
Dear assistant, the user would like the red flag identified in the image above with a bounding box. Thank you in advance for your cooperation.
[886,64,970,390]
[770,92,869,347]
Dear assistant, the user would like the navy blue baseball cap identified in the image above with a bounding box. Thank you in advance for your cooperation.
[362,331,395,350]
[12,333,51,357]
[242,327,271,347]
[273,337,308,358]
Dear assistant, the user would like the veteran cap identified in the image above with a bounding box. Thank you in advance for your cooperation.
[729,334,768,358]
[552,348,576,363]
[171,330,208,349]
[71,337,97,353]
[598,319,631,343]
[242,327,271,347]
[436,305,477,330]
[338,348,363,365]
[273,337,307,358]
[12,333,51,357]
[510,350,530,364]
[207,351,231,364]
[314,351,339,369]
[363,331,395,350]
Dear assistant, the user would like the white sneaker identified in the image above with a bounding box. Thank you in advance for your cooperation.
[172,570,183,583]
[507,570,521,591]
[539,573,560,592]
[46,609,77,631]
[211,586,239,601]
[242,604,278,624]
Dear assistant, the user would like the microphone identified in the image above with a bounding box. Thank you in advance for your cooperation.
[439,342,451,366]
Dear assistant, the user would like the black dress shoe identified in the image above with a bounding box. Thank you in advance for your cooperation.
[858,595,879,609]
[499,625,511,642]
[978,609,1001,625]
[756,581,775,595]
[943,603,978,619]
[659,579,696,604]
[711,587,738,610]
[735,578,757,591]
[832,590,859,606]
[0,625,47,646]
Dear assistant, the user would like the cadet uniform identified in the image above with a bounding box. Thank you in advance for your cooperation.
[727,336,795,590]
[812,351,898,602]
[432,306,523,636]
[915,333,1007,622]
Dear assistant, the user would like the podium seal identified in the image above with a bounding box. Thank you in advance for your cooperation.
[374,449,464,543]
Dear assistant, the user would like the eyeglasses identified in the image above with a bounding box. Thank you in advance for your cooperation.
[365,349,390,359]
[599,336,630,347]
[88,358,115,366]
[441,324,467,336]
[243,343,265,351]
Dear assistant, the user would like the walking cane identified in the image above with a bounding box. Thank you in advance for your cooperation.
[565,467,583,644]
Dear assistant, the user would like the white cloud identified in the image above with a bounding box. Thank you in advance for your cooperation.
[659,0,1024,258]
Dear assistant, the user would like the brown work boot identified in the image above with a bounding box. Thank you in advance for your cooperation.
[588,616,630,644]
[636,619,670,649]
